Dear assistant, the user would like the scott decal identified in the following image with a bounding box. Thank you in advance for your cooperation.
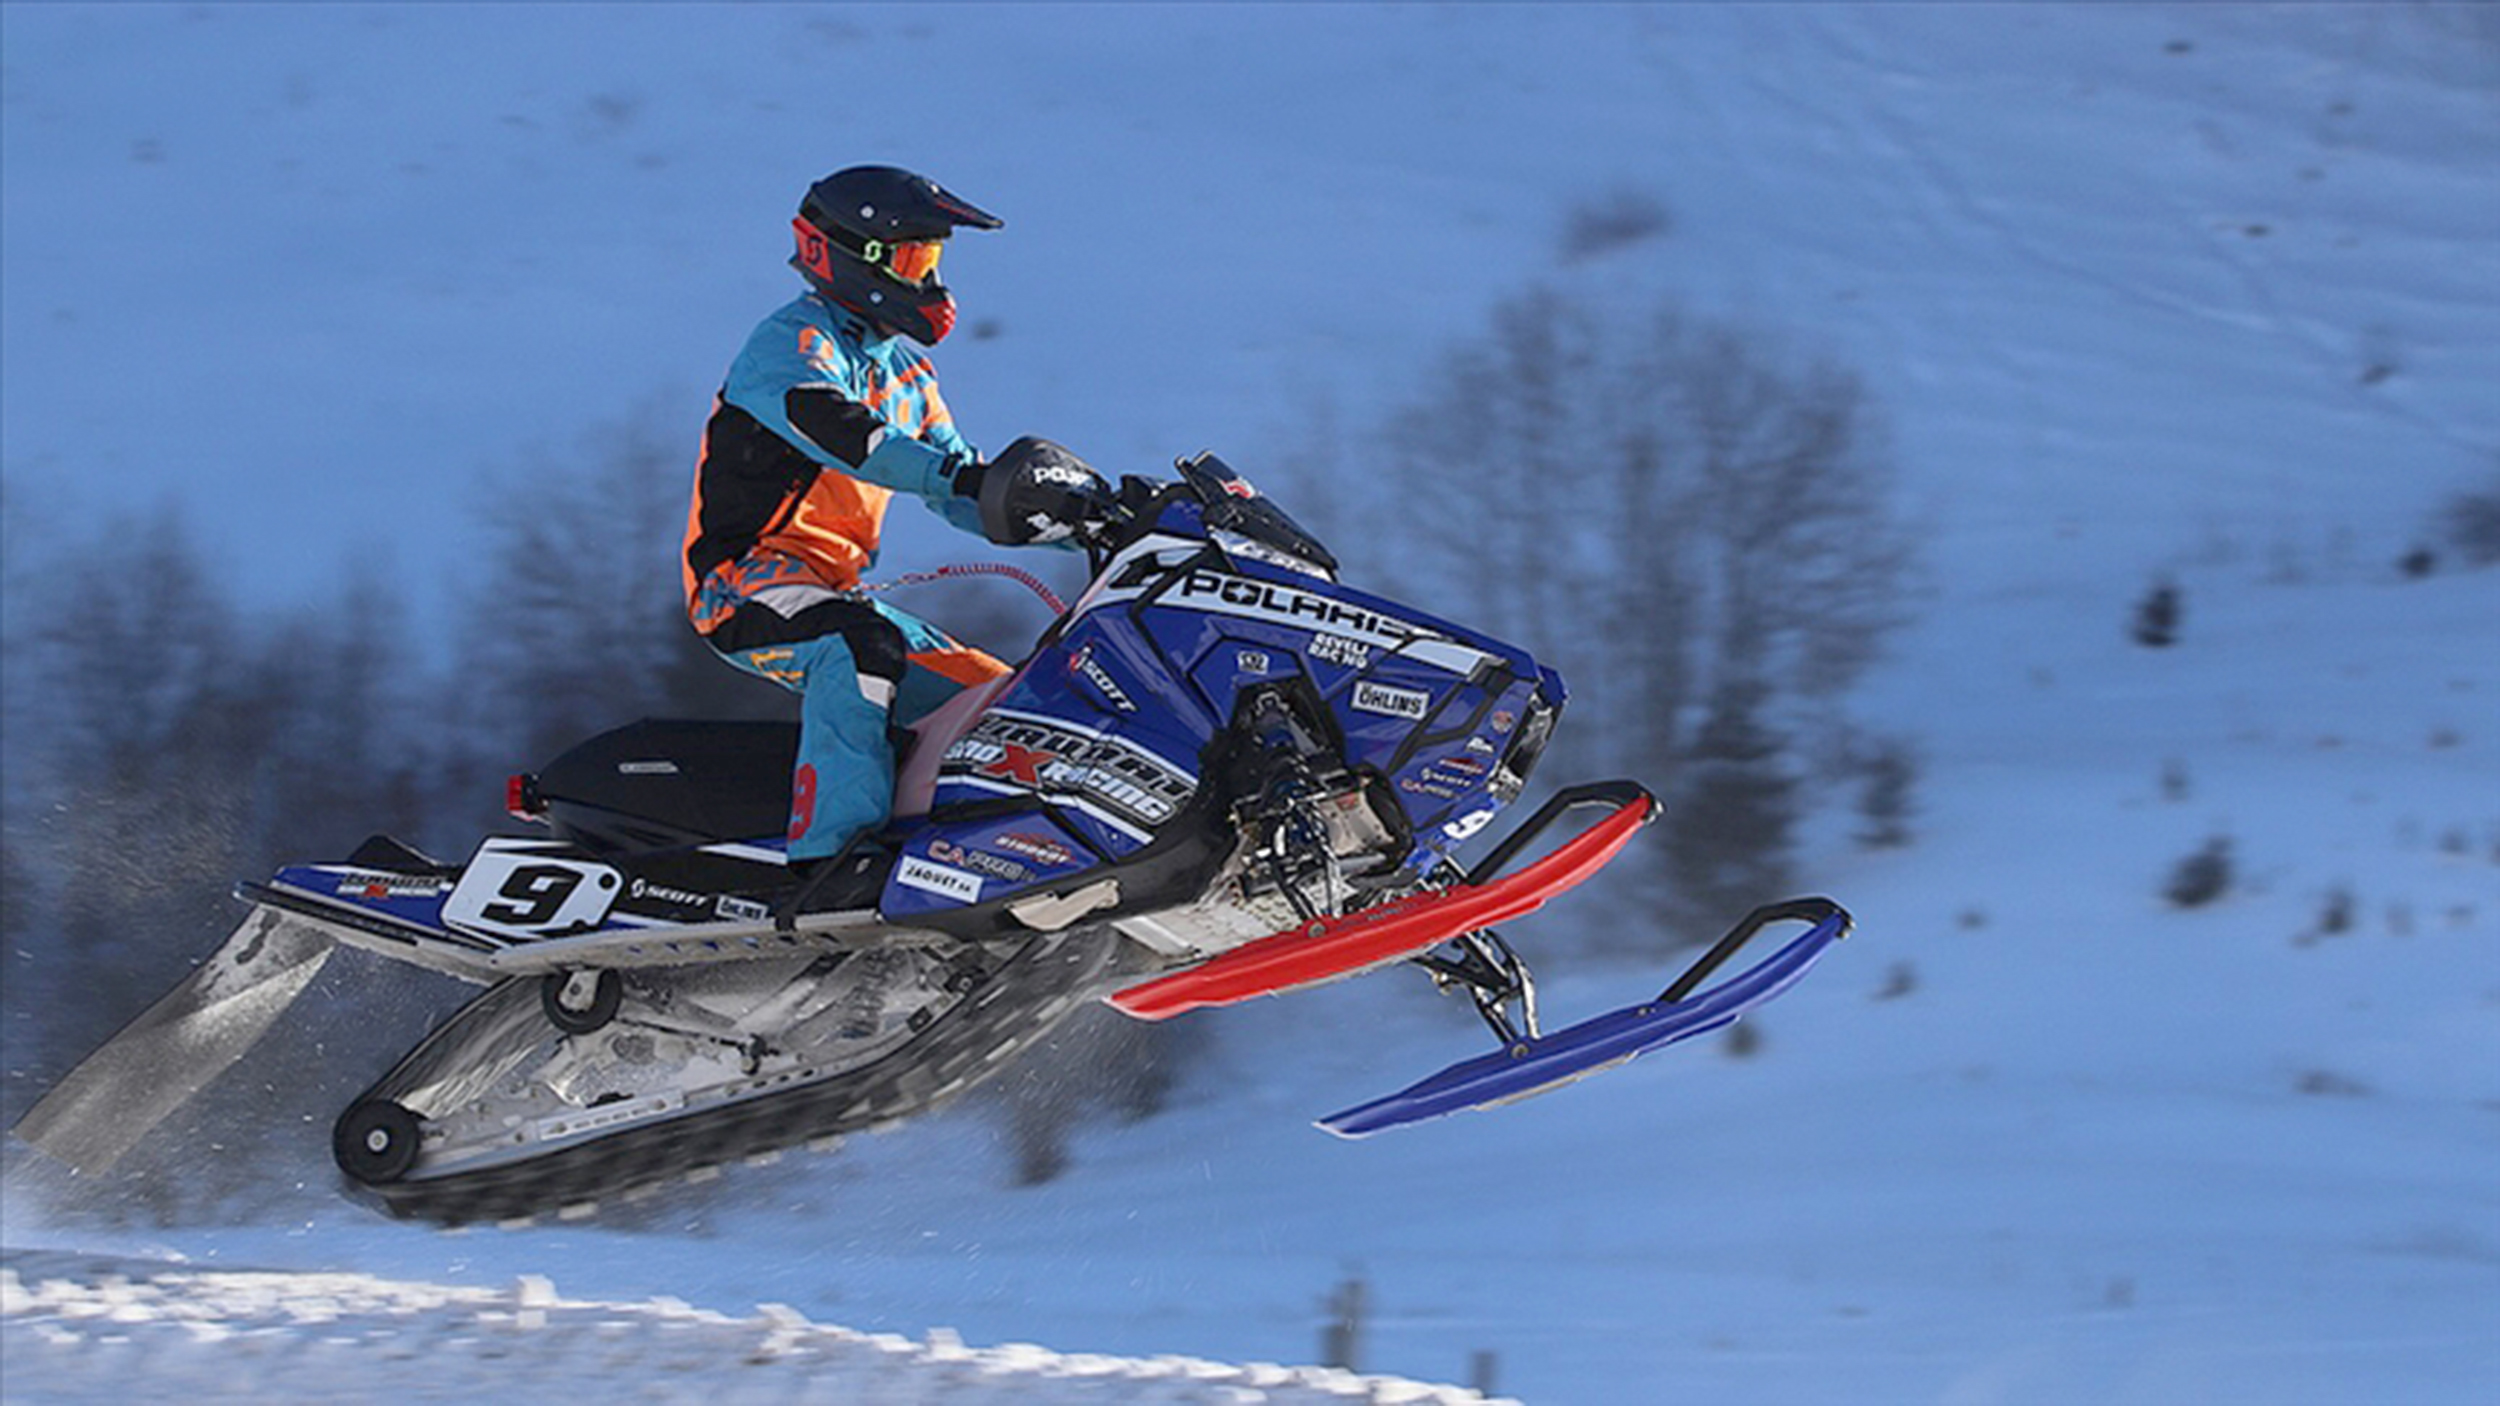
[1070,645,1137,712]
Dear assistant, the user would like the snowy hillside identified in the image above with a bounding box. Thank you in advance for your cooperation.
[5,4,2498,1405]
[0,1250,1495,1404]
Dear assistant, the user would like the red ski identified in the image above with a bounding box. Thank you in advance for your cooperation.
[1111,784,1655,1021]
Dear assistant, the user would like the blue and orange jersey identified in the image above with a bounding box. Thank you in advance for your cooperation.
[684,294,985,630]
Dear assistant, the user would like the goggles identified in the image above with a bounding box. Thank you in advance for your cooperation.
[866,237,944,285]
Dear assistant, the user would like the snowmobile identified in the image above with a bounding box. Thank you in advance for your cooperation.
[13,454,1851,1223]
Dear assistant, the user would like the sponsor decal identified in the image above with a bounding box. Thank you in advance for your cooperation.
[1352,681,1431,720]
[1308,633,1372,669]
[617,760,681,776]
[714,894,771,923]
[1236,650,1274,676]
[1177,571,1426,645]
[1028,461,1097,489]
[928,837,1034,885]
[442,845,622,940]
[333,869,451,900]
[1405,754,1490,803]
[896,854,983,905]
[1170,571,1494,676]
[995,831,1081,869]
[628,878,709,908]
[1070,645,1137,713]
[941,711,1197,831]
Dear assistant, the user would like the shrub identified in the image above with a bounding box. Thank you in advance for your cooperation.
[2130,578,2182,647]
[2163,836,2235,908]
[2438,470,2500,567]
[1559,187,1673,262]
[2159,758,2192,802]
[1850,736,1920,848]
[2317,885,2356,935]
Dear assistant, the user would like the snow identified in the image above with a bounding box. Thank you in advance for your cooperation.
[5,4,2499,1405]
[1,1251,1483,1404]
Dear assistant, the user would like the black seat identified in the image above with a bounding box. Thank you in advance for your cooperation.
[532,719,799,851]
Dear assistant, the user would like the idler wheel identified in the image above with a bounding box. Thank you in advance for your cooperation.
[540,969,623,1035]
[333,1099,423,1185]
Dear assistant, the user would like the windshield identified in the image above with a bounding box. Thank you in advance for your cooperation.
[1176,453,1339,576]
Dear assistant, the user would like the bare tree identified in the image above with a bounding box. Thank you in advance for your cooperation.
[256,564,437,858]
[22,510,267,1049]
[455,415,721,763]
[431,411,797,845]
[1660,674,1798,924]
[1365,289,1914,937]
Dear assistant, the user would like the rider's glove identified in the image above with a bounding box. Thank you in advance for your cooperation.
[965,437,1114,546]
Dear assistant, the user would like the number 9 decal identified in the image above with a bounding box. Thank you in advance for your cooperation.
[482,864,586,925]
[443,841,622,941]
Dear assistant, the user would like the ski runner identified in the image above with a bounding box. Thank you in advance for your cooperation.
[682,165,1112,880]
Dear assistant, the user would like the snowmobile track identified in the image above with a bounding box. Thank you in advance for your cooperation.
[362,932,1121,1225]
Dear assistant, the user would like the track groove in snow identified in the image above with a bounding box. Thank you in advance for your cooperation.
[0,1251,1509,1405]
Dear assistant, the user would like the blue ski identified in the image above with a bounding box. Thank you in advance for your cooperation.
[1318,899,1851,1137]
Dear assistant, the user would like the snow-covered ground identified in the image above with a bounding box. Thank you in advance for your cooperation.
[6,5,2498,1404]
[0,1249,1495,1404]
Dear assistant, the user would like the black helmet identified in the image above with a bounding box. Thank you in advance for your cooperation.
[792,165,1003,345]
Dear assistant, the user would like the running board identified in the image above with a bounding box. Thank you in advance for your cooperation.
[237,878,911,982]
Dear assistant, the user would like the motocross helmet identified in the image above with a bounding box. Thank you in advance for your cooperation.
[791,165,1003,346]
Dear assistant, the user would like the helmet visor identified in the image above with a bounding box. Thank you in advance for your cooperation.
[882,239,944,285]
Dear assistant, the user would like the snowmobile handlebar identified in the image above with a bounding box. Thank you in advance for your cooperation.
[1076,454,1340,579]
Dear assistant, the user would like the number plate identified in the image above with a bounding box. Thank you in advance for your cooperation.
[441,840,624,942]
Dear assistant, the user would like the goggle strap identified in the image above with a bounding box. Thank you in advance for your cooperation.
[805,218,879,264]
[829,229,935,274]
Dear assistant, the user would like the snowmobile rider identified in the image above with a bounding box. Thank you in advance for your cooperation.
[682,164,1112,874]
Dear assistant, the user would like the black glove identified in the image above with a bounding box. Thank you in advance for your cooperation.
[969,436,1113,546]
